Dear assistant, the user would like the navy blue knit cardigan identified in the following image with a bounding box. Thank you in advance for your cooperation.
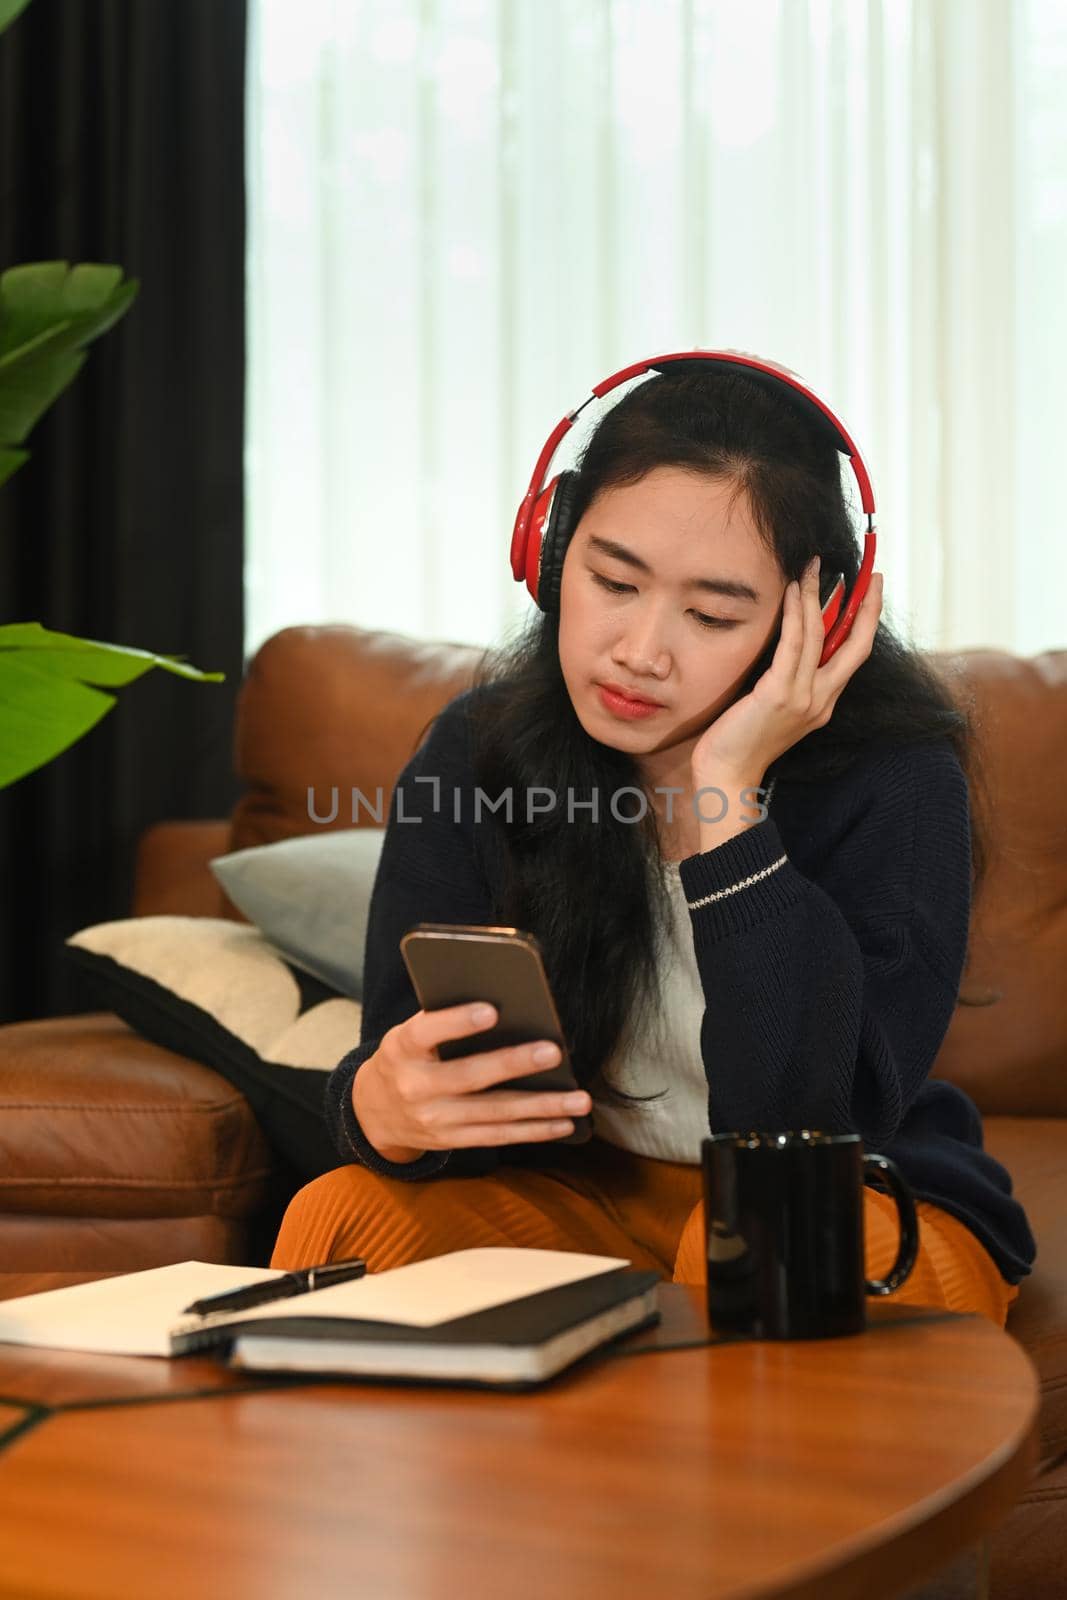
[325,689,1036,1286]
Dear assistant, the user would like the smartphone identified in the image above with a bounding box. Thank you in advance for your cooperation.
[399,922,592,1146]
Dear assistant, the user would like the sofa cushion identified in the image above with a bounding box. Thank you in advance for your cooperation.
[930,649,1067,1116]
[65,918,359,1180]
[0,1214,263,1275]
[229,624,484,850]
[209,828,386,999]
[0,1014,272,1220]
[985,1115,1067,1465]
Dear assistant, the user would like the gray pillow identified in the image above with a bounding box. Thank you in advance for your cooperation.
[210,829,386,1000]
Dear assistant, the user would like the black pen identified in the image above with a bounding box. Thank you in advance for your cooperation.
[180,1258,367,1317]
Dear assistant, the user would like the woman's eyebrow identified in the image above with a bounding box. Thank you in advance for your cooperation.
[585,535,761,603]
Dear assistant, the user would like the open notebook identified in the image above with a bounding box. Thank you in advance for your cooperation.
[0,1250,661,1389]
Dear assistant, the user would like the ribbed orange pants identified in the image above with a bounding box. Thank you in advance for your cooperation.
[271,1137,1020,1327]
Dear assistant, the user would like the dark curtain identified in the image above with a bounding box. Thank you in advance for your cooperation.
[0,0,247,1022]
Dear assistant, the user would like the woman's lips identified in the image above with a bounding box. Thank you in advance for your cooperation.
[596,684,664,719]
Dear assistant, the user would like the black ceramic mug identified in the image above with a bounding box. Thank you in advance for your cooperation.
[701,1131,919,1340]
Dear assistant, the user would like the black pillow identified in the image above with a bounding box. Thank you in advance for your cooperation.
[65,916,362,1180]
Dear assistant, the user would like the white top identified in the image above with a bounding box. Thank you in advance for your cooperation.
[590,862,710,1165]
[590,779,777,1165]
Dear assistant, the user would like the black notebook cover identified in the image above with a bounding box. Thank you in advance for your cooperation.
[172,1267,661,1388]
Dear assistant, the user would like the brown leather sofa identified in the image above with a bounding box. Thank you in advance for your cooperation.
[0,624,1064,1597]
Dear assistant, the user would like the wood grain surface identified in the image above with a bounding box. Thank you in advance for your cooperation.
[0,1286,1039,1600]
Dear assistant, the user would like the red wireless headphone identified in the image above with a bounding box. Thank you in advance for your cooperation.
[509,349,877,667]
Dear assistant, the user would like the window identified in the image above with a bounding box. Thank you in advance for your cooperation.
[246,0,1064,660]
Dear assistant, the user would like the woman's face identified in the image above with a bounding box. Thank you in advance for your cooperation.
[557,465,788,773]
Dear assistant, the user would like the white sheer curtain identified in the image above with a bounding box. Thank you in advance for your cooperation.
[245,0,1065,661]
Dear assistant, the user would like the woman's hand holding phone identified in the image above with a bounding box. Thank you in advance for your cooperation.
[353,1003,593,1164]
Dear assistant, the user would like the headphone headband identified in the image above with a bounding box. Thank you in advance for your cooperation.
[508,348,878,667]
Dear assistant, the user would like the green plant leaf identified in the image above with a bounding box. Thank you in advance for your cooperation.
[0,654,115,787]
[0,446,29,488]
[0,624,226,787]
[0,340,85,444]
[0,263,137,359]
[0,622,227,686]
[0,263,138,478]
[0,0,33,34]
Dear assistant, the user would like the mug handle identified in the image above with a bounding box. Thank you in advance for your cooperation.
[863,1154,919,1295]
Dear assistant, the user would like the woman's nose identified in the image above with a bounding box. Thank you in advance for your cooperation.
[613,635,670,678]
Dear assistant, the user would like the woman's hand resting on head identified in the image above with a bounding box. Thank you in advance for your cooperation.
[690,556,884,787]
[352,1003,591,1164]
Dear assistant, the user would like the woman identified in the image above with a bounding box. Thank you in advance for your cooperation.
[272,358,1036,1326]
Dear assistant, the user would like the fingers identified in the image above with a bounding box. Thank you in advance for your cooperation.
[415,1067,591,1147]
[771,563,813,681]
[818,569,884,692]
[775,558,882,711]
[381,1006,593,1153]
[447,1086,592,1125]
[799,556,827,679]
[399,1007,579,1095]
[449,1119,580,1147]
[398,1032,591,1140]
[404,1000,499,1061]
[442,1037,569,1095]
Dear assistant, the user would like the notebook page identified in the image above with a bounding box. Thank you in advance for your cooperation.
[202,1248,632,1331]
[0,1262,285,1357]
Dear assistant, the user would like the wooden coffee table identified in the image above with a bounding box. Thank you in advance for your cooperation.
[0,1282,1039,1600]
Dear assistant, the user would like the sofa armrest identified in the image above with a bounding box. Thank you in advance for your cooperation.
[0,1012,281,1273]
[132,821,240,919]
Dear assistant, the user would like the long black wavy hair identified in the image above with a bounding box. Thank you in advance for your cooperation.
[440,366,994,1107]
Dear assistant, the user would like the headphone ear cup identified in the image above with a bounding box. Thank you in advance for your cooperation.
[535,469,584,615]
